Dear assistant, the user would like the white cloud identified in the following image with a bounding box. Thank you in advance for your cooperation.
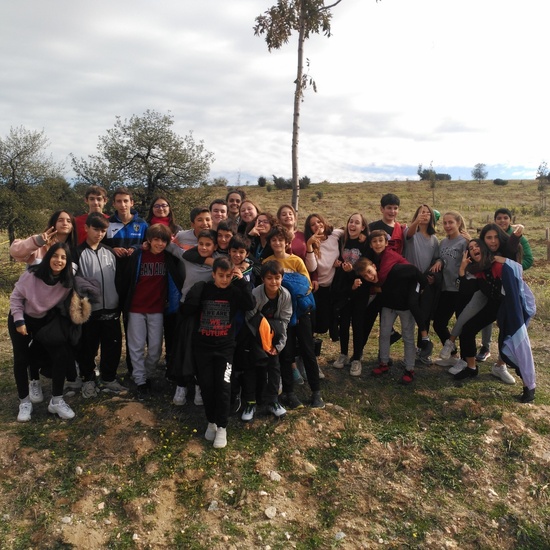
[1,0,548,185]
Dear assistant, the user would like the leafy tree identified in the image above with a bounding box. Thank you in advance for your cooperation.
[71,110,214,212]
[255,0,358,211]
[258,176,267,187]
[0,126,66,243]
[471,163,488,183]
[493,178,508,186]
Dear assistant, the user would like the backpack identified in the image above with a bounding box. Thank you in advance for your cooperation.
[281,271,316,326]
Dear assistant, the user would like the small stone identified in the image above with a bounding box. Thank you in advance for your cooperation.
[208,500,219,511]
[132,533,139,541]
[98,502,105,510]
[259,490,268,496]
[335,531,346,541]
[75,466,83,475]
[61,516,72,524]
[265,506,277,519]
[104,519,112,525]
[269,471,282,482]
[304,462,317,474]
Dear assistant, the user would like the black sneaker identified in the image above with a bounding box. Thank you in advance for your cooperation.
[475,346,491,362]
[519,387,535,403]
[281,392,304,410]
[311,391,325,409]
[136,384,151,401]
[454,366,478,380]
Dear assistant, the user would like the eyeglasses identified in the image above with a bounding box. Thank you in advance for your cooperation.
[153,204,169,209]
[257,219,270,225]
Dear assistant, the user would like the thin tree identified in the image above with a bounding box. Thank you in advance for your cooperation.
[254,0,346,212]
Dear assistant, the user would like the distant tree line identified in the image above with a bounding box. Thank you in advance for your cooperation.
[417,165,451,181]
[258,175,311,190]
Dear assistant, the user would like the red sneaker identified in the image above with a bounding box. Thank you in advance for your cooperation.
[401,370,415,384]
[372,363,390,376]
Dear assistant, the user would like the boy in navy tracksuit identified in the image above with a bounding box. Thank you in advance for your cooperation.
[74,213,124,397]
[181,257,255,449]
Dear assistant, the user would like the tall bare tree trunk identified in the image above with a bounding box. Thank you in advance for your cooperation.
[291,5,306,212]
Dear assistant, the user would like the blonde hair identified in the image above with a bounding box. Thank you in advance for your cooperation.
[443,210,470,240]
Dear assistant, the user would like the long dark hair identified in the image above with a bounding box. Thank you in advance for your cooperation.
[479,223,523,264]
[304,213,334,258]
[47,210,78,249]
[31,242,74,288]
[146,195,180,235]
[411,204,436,235]
[466,239,493,274]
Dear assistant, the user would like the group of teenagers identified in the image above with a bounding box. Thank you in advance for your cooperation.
[8,185,537,449]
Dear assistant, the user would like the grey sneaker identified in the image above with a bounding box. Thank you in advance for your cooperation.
[281,392,304,410]
[213,427,227,449]
[101,379,129,394]
[205,422,217,441]
[64,378,83,397]
[173,386,187,406]
[82,380,99,399]
[17,401,33,422]
[311,391,325,409]
[29,380,44,404]
[48,398,76,420]
[349,360,362,377]
[241,402,256,422]
[194,385,204,406]
[333,354,349,369]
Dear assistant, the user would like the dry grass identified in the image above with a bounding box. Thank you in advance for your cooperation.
[0,180,549,549]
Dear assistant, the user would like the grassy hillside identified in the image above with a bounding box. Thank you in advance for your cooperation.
[0,180,548,549]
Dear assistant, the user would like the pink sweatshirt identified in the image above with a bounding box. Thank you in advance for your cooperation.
[9,235,48,266]
[9,270,72,323]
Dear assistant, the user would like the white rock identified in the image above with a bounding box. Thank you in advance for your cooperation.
[304,462,317,474]
[132,533,139,540]
[208,500,219,511]
[265,506,277,519]
[98,502,105,510]
[75,466,83,475]
[335,531,346,541]
[61,516,72,524]
[269,471,282,482]
[259,490,268,496]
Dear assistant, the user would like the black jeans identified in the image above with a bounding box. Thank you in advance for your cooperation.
[280,312,320,393]
[8,312,73,399]
[241,353,281,405]
[77,317,122,382]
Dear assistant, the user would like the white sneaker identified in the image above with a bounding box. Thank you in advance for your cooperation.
[491,364,516,385]
[194,385,203,406]
[205,422,217,441]
[81,380,99,399]
[213,427,227,448]
[333,354,349,369]
[435,356,459,368]
[241,402,256,422]
[173,386,187,406]
[18,401,33,422]
[350,360,362,377]
[29,380,43,403]
[448,359,467,375]
[318,366,325,379]
[267,402,286,418]
[48,398,76,420]
[439,339,456,360]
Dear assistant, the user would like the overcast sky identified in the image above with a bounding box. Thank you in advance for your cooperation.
[1,0,547,184]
